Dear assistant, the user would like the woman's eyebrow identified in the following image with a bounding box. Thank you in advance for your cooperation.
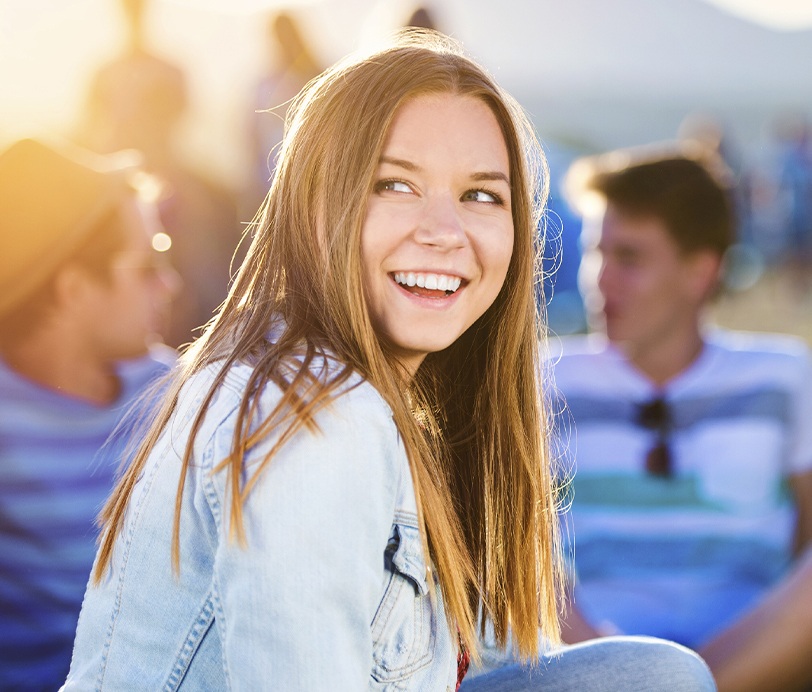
[379,157,509,185]
[379,156,420,171]
[471,171,510,185]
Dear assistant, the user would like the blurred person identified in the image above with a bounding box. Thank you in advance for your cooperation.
[245,10,322,216]
[746,112,812,277]
[678,113,763,293]
[76,0,240,348]
[0,138,177,689]
[358,1,447,55]
[78,0,187,169]
[63,33,714,691]
[677,113,742,183]
[772,113,812,298]
[543,142,589,335]
[404,5,438,30]
[554,145,812,663]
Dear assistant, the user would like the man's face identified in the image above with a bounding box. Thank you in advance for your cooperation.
[580,203,716,355]
[83,197,178,361]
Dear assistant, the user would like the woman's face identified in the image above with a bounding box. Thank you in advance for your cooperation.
[361,92,514,375]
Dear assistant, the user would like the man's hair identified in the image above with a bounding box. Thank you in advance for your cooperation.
[570,146,735,257]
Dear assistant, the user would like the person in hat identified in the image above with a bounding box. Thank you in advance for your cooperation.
[553,145,812,689]
[0,138,178,689]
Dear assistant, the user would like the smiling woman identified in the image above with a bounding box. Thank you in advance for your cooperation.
[61,30,715,691]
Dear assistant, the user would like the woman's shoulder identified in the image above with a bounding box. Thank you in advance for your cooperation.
[184,354,407,507]
[179,353,397,444]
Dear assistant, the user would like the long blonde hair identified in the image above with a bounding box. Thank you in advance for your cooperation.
[95,30,563,660]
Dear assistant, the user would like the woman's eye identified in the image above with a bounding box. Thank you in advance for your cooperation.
[375,179,412,194]
[462,189,503,204]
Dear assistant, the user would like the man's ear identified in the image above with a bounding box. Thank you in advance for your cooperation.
[51,263,94,314]
[685,250,723,303]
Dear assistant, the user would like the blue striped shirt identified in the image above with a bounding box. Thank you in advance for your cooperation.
[0,348,173,690]
[553,329,812,647]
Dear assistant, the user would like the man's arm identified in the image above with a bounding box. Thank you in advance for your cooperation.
[790,469,812,555]
[699,548,812,692]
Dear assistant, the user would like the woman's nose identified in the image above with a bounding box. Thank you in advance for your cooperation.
[413,194,467,249]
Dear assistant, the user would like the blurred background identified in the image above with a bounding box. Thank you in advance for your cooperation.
[2,0,810,344]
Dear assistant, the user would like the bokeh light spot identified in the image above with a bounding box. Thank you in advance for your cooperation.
[152,232,172,252]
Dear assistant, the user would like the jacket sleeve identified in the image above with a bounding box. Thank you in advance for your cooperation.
[203,382,402,690]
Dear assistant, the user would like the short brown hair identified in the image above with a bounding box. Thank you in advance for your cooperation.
[567,144,735,257]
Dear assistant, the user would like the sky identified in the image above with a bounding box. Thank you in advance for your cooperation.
[702,0,812,29]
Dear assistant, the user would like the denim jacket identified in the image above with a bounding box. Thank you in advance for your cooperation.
[63,358,458,690]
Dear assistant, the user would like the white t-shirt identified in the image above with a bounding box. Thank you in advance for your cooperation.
[552,329,812,648]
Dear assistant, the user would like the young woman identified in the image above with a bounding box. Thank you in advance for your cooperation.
[64,32,715,691]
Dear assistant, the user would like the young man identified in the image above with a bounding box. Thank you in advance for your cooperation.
[0,138,178,689]
[555,146,812,682]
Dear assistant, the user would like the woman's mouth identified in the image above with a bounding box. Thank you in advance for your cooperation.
[392,271,463,297]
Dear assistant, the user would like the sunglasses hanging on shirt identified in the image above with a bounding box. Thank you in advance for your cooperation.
[636,397,673,478]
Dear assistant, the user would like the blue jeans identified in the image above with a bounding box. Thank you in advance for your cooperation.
[460,636,717,691]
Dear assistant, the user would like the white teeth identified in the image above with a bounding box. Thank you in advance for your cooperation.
[393,272,463,293]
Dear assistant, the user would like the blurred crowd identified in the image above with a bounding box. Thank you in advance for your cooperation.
[7,0,810,346]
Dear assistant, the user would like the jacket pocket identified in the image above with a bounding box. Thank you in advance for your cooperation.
[370,521,436,682]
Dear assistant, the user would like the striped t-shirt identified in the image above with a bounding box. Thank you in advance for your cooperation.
[0,347,174,690]
[552,329,812,648]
